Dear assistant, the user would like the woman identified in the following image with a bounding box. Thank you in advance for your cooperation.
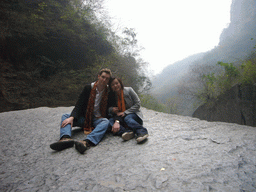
[108,77,148,143]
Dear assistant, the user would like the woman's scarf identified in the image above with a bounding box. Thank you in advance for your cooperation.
[117,89,126,112]
[83,81,108,134]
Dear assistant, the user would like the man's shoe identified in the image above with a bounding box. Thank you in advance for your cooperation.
[74,141,88,154]
[136,134,149,143]
[122,131,135,141]
[50,138,74,151]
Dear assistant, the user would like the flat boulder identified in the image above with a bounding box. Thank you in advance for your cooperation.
[0,107,256,191]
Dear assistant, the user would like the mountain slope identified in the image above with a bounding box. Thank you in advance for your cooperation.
[151,52,205,101]
[151,0,256,116]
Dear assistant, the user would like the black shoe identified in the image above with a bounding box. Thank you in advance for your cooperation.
[50,138,74,151]
[74,141,88,154]
[136,134,149,143]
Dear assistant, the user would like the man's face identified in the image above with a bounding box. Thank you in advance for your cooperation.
[98,72,111,86]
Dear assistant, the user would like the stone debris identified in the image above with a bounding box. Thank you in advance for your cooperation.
[0,107,256,191]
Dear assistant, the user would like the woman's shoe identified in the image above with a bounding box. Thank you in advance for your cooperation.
[122,131,135,141]
[136,134,148,143]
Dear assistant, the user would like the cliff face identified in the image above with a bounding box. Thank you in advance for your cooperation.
[192,0,256,125]
[219,0,256,45]
[151,0,256,116]
[0,61,78,112]
[192,84,256,127]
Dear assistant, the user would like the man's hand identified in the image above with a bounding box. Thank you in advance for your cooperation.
[61,117,74,128]
[112,121,120,133]
[117,112,125,117]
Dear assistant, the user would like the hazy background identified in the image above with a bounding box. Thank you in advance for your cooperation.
[105,0,232,74]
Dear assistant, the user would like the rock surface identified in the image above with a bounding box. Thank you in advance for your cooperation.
[193,84,256,127]
[0,107,256,191]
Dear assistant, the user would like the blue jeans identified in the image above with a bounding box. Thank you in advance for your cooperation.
[60,113,109,145]
[109,113,148,136]
[109,117,131,136]
[124,113,148,136]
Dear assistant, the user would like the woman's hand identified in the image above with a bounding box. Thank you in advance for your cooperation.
[61,117,74,128]
[112,121,120,133]
[112,107,119,114]
[117,112,125,117]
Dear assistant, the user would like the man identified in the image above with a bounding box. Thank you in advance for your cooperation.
[50,68,112,154]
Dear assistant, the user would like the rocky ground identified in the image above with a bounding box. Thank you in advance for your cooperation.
[0,107,256,191]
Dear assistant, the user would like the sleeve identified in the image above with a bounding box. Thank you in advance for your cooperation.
[106,91,125,124]
[70,84,91,119]
[107,91,117,117]
[124,87,141,115]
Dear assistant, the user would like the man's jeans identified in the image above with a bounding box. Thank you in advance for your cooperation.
[109,113,148,136]
[60,113,109,145]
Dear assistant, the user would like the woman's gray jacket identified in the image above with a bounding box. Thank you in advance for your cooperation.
[108,87,143,120]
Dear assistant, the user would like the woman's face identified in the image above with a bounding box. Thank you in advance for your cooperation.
[111,79,122,93]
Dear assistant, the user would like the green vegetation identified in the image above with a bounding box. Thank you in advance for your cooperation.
[151,0,256,116]
[240,52,256,85]
[197,61,240,102]
[185,49,256,104]
[140,94,180,114]
[140,94,168,113]
[0,0,151,111]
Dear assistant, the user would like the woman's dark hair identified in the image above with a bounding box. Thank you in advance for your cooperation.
[109,77,124,91]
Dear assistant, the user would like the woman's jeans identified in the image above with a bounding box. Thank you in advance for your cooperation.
[109,117,130,136]
[60,113,109,145]
[109,113,148,136]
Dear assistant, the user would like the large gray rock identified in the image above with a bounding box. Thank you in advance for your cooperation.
[193,84,256,127]
[0,107,256,191]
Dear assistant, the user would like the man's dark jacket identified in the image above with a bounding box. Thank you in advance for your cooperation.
[70,84,111,121]
[70,84,92,120]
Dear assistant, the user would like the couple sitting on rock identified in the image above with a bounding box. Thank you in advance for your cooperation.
[50,68,149,154]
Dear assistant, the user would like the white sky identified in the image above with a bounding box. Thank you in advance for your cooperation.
[105,0,232,74]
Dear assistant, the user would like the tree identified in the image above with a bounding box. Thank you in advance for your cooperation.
[178,61,240,107]
[0,0,152,112]
[0,0,113,71]
[166,97,178,114]
[140,94,167,113]
[178,63,216,101]
[217,62,240,91]
[240,51,256,85]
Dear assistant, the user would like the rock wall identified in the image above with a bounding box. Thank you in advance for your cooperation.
[192,84,256,126]
[219,0,256,43]
[0,61,80,112]
[151,0,256,117]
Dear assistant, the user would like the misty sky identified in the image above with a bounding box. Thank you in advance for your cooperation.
[105,0,233,74]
